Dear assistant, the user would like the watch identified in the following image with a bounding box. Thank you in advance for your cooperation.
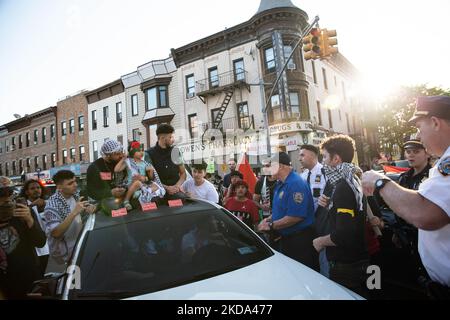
[375,178,391,192]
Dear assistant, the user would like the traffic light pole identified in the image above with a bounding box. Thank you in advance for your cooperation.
[262,15,320,157]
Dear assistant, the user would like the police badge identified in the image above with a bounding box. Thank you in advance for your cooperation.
[438,156,450,176]
[293,192,304,204]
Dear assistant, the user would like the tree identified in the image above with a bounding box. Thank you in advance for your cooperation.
[376,85,450,158]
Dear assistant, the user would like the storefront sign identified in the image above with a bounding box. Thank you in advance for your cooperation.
[269,121,313,136]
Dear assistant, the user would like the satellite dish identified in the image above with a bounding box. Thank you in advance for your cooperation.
[13,114,21,119]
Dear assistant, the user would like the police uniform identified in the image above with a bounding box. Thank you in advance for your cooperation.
[408,96,450,288]
[301,162,326,212]
[272,169,318,271]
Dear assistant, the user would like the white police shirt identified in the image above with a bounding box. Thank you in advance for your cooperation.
[417,146,450,286]
[301,162,326,211]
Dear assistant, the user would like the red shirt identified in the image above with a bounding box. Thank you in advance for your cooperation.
[225,197,260,227]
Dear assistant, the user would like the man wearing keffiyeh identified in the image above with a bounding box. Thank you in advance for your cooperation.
[312,135,369,298]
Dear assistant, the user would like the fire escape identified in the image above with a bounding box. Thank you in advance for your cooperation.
[196,69,251,130]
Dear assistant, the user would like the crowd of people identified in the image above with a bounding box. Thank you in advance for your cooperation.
[0,96,449,300]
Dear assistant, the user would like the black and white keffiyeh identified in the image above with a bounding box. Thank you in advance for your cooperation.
[322,163,364,211]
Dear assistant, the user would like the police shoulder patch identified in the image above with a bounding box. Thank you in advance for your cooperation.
[438,156,450,177]
[293,192,304,204]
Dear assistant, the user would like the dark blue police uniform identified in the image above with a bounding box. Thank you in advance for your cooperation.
[272,170,318,270]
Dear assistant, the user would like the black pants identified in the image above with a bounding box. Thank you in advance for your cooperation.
[38,255,49,277]
[329,259,370,298]
[279,226,319,272]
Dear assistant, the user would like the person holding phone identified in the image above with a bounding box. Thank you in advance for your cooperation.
[44,171,96,265]
[0,176,46,299]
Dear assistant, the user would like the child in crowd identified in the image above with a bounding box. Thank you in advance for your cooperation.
[114,141,164,210]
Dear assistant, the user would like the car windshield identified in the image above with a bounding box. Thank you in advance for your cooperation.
[73,209,273,299]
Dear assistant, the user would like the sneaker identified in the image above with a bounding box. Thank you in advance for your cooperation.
[123,200,132,211]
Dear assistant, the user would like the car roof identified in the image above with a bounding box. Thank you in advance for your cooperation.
[93,199,220,230]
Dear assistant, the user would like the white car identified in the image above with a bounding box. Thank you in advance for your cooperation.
[31,199,363,300]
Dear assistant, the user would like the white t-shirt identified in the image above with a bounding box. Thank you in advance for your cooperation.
[182,179,219,203]
[418,146,450,286]
[301,162,326,211]
[27,200,50,257]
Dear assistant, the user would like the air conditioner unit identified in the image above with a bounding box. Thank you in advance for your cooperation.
[287,63,296,70]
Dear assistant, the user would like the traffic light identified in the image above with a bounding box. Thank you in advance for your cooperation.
[319,29,338,59]
[303,28,321,61]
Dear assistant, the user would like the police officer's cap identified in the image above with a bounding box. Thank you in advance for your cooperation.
[403,139,425,150]
[156,124,175,136]
[409,96,450,123]
[270,152,291,166]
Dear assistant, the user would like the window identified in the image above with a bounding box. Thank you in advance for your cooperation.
[312,61,317,84]
[79,116,84,132]
[61,122,67,136]
[26,158,30,172]
[317,101,322,125]
[34,129,39,144]
[186,74,195,98]
[11,137,15,151]
[117,135,123,145]
[92,110,97,130]
[19,160,23,174]
[209,67,219,88]
[188,114,198,139]
[5,140,8,152]
[42,127,47,143]
[116,102,122,124]
[70,148,76,162]
[237,102,251,130]
[0,164,2,176]
[51,153,56,168]
[69,119,75,134]
[62,150,68,164]
[132,129,140,142]
[265,47,276,72]
[76,209,272,297]
[233,59,245,81]
[328,109,333,128]
[42,155,47,170]
[103,106,109,127]
[19,134,22,149]
[50,124,55,140]
[26,132,30,147]
[145,86,168,110]
[322,68,328,90]
[12,161,16,176]
[346,113,351,133]
[284,45,295,69]
[131,94,138,116]
[34,156,39,170]
[271,94,281,122]
[92,141,98,160]
[79,146,85,162]
[289,92,300,117]
[5,163,9,176]
[342,81,347,101]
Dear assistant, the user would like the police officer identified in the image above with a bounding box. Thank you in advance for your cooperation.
[362,96,450,298]
[299,144,326,211]
[145,124,187,200]
[258,152,318,271]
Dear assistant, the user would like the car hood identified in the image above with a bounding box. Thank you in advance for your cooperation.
[127,252,363,300]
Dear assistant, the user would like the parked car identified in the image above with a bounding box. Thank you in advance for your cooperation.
[30,199,363,300]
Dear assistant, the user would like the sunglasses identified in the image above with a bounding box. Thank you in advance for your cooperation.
[0,187,15,198]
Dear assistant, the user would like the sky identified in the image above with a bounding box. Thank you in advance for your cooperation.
[1,0,450,125]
